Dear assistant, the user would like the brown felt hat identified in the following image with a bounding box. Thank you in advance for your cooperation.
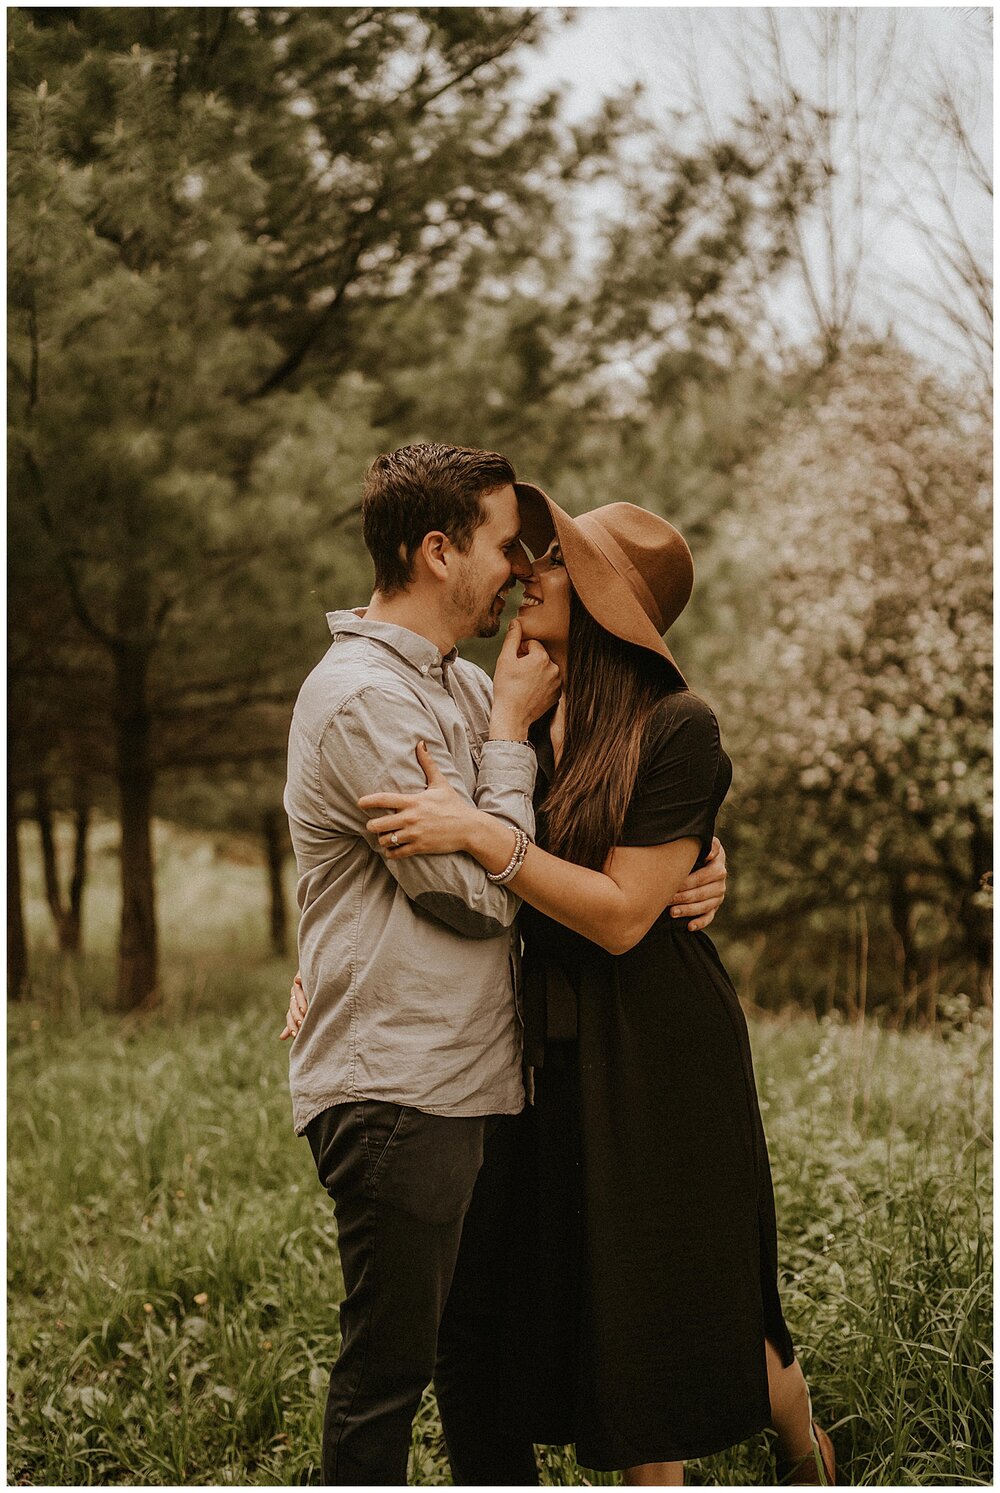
[514,483,693,685]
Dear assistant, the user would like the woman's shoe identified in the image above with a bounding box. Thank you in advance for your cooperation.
[776,1420,836,1485]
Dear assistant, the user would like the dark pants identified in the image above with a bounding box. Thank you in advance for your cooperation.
[306,1100,539,1486]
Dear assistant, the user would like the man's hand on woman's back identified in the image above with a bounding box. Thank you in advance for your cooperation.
[668,836,728,932]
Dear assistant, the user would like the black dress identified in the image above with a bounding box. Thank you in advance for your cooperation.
[510,690,796,1472]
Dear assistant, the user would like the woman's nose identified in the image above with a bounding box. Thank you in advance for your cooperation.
[509,542,533,579]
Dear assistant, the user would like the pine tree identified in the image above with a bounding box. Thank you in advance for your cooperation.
[8,7,598,1008]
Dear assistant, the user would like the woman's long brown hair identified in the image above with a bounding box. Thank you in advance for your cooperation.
[539,591,682,870]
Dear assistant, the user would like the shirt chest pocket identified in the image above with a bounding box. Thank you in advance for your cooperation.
[442,717,484,785]
[440,671,488,771]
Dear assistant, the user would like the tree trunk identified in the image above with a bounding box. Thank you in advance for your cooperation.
[35,776,69,951]
[8,786,27,1000]
[65,781,90,956]
[34,776,91,955]
[262,807,289,958]
[886,863,918,996]
[113,643,158,1011]
[957,806,992,985]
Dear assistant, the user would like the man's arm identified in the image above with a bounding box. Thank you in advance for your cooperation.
[321,685,536,939]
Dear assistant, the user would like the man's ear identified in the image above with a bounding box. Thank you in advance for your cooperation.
[417,530,451,582]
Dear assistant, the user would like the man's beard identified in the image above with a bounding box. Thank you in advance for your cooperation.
[474,602,504,638]
[454,567,508,638]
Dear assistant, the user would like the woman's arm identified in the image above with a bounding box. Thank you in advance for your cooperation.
[362,743,700,956]
[466,812,699,955]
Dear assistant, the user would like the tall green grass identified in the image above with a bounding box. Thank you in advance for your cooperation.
[8,821,993,1484]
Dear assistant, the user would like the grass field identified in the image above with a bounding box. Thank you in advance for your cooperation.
[7,820,994,1485]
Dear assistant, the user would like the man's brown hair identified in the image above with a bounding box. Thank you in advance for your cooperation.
[361,443,516,596]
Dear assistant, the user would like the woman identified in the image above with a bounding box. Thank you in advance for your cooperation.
[284,488,836,1486]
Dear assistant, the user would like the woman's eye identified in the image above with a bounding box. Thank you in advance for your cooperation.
[550,548,564,568]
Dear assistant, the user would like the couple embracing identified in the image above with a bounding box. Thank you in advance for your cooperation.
[280,443,836,1487]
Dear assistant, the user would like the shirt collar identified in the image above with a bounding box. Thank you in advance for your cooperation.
[327,608,458,677]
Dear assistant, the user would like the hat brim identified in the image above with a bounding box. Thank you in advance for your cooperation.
[514,482,687,685]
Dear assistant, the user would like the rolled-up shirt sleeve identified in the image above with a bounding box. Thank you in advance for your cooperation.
[319,685,536,940]
[474,739,536,836]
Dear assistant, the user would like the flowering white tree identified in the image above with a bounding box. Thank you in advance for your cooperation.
[714,343,991,999]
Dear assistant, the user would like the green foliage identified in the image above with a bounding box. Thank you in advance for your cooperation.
[582,108,826,383]
[710,342,992,994]
[11,815,991,1484]
[8,984,991,1485]
[9,10,987,1016]
[7,7,618,798]
[7,6,614,999]
[8,10,386,744]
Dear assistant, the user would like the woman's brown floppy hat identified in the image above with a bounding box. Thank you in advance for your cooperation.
[514,482,693,684]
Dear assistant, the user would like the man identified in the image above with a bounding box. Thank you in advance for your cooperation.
[282,443,727,1484]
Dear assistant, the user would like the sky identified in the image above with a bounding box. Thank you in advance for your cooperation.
[513,6,992,383]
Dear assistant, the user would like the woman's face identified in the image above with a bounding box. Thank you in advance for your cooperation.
[517,538,571,648]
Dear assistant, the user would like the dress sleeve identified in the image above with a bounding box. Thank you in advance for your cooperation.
[619,693,722,863]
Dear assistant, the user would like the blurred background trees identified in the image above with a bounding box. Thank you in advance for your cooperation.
[712,344,991,1008]
[8,6,991,1016]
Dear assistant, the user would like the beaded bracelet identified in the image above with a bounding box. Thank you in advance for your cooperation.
[486,827,529,885]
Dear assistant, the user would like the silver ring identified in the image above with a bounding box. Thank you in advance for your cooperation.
[390,831,399,847]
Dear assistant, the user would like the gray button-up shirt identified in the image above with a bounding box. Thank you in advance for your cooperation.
[284,610,536,1134]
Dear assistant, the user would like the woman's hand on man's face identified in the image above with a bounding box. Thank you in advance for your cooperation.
[488,618,561,740]
[669,836,728,931]
[358,741,476,859]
